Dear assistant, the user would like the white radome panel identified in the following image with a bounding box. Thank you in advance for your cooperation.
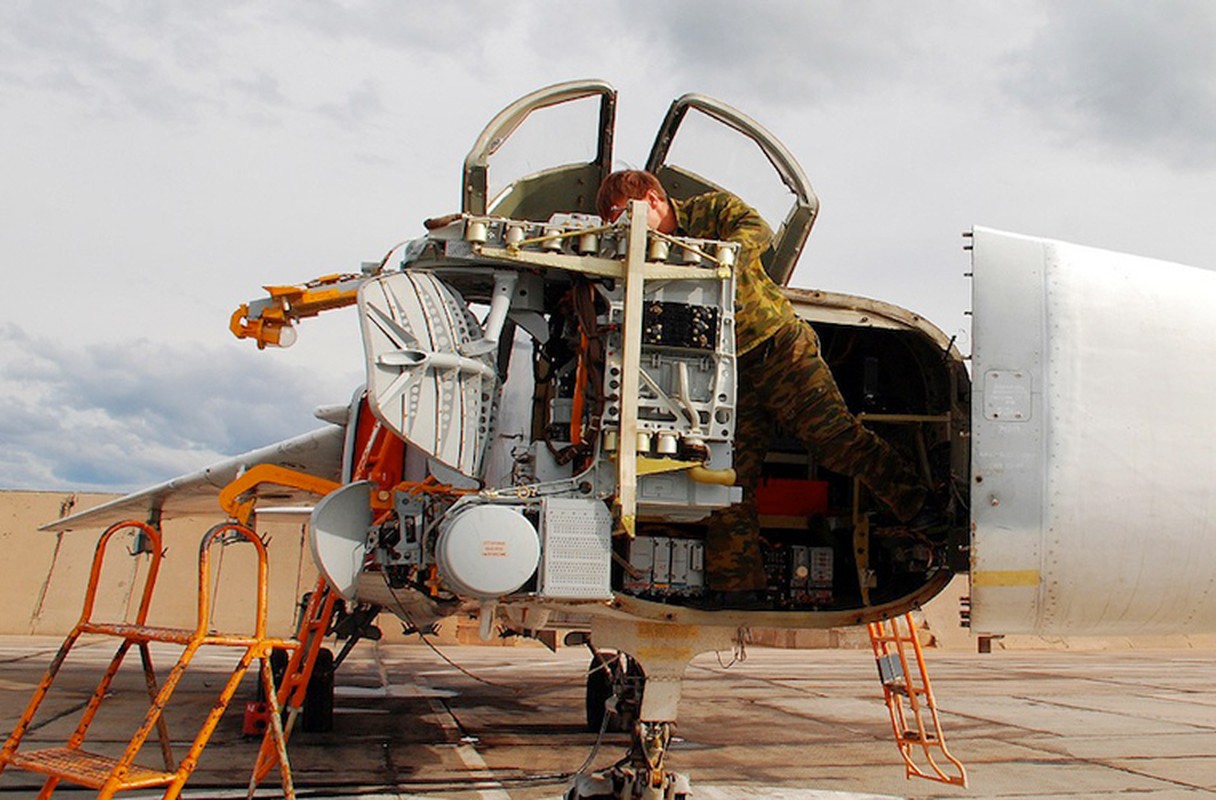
[970,227,1216,635]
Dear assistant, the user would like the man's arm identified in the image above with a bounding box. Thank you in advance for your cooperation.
[706,193,773,267]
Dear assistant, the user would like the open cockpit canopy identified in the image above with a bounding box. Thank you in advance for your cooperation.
[462,79,818,286]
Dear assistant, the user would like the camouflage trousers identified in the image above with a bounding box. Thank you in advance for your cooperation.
[705,320,927,591]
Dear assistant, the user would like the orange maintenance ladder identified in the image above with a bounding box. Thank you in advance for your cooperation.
[0,520,297,799]
[245,576,340,792]
[867,612,967,787]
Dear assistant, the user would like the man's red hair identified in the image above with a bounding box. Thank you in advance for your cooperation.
[595,170,666,220]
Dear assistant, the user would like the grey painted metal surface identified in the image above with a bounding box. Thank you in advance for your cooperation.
[309,480,373,601]
[970,227,1216,635]
[360,271,497,477]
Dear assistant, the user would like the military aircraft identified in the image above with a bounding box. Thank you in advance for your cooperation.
[25,79,1216,799]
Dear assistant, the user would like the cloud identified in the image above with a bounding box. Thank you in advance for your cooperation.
[317,79,383,124]
[1007,2,1216,166]
[0,325,336,492]
[646,2,906,99]
[276,0,502,51]
[625,1,1015,112]
[0,2,225,122]
[0,2,403,128]
[619,0,1216,171]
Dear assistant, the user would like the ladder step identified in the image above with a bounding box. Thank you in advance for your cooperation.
[79,622,196,644]
[78,622,289,649]
[8,748,176,790]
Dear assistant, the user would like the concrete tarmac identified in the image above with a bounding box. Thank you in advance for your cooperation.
[0,636,1212,799]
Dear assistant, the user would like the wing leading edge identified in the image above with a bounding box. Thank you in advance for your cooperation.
[41,426,345,533]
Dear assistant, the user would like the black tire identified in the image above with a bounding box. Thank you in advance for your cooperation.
[270,647,289,687]
[301,647,335,733]
[585,652,645,733]
[585,653,614,732]
[255,647,290,703]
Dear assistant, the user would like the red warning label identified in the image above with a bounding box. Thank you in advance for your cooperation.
[482,540,508,558]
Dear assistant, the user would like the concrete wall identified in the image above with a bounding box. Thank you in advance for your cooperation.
[1,490,319,638]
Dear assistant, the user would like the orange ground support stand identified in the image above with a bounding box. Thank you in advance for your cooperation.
[0,520,298,799]
[867,612,967,787]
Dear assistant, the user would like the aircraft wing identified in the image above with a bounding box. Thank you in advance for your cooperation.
[41,426,346,533]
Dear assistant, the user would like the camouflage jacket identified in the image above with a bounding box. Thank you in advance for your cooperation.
[671,192,796,354]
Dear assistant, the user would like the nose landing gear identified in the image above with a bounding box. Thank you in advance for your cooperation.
[585,649,645,733]
[567,721,689,800]
[568,620,739,800]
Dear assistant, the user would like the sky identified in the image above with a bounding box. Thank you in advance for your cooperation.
[2,1,1215,492]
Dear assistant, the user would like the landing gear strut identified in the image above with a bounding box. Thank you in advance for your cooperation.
[567,721,689,800]
[585,649,645,733]
[569,620,740,800]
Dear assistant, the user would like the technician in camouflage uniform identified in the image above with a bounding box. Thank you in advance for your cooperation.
[596,171,929,602]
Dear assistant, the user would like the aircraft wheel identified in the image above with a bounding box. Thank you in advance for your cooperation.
[301,646,335,732]
[255,647,290,703]
[585,653,614,732]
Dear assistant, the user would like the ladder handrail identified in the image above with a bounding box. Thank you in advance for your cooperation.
[1,519,296,799]
[79,521,164,629]
[196,522,270,640]
[1,521,166,775]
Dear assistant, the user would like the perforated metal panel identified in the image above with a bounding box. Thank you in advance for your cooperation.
[538,498,613,599]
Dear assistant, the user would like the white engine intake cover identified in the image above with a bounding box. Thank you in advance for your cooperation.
[436,505,540,599]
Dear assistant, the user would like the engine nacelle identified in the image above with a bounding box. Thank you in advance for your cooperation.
[970,227,1216,636]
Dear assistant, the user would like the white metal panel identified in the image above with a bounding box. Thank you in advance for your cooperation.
[970,227,1216,635]
[969,229,1047,633]
[538,498,613,600]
